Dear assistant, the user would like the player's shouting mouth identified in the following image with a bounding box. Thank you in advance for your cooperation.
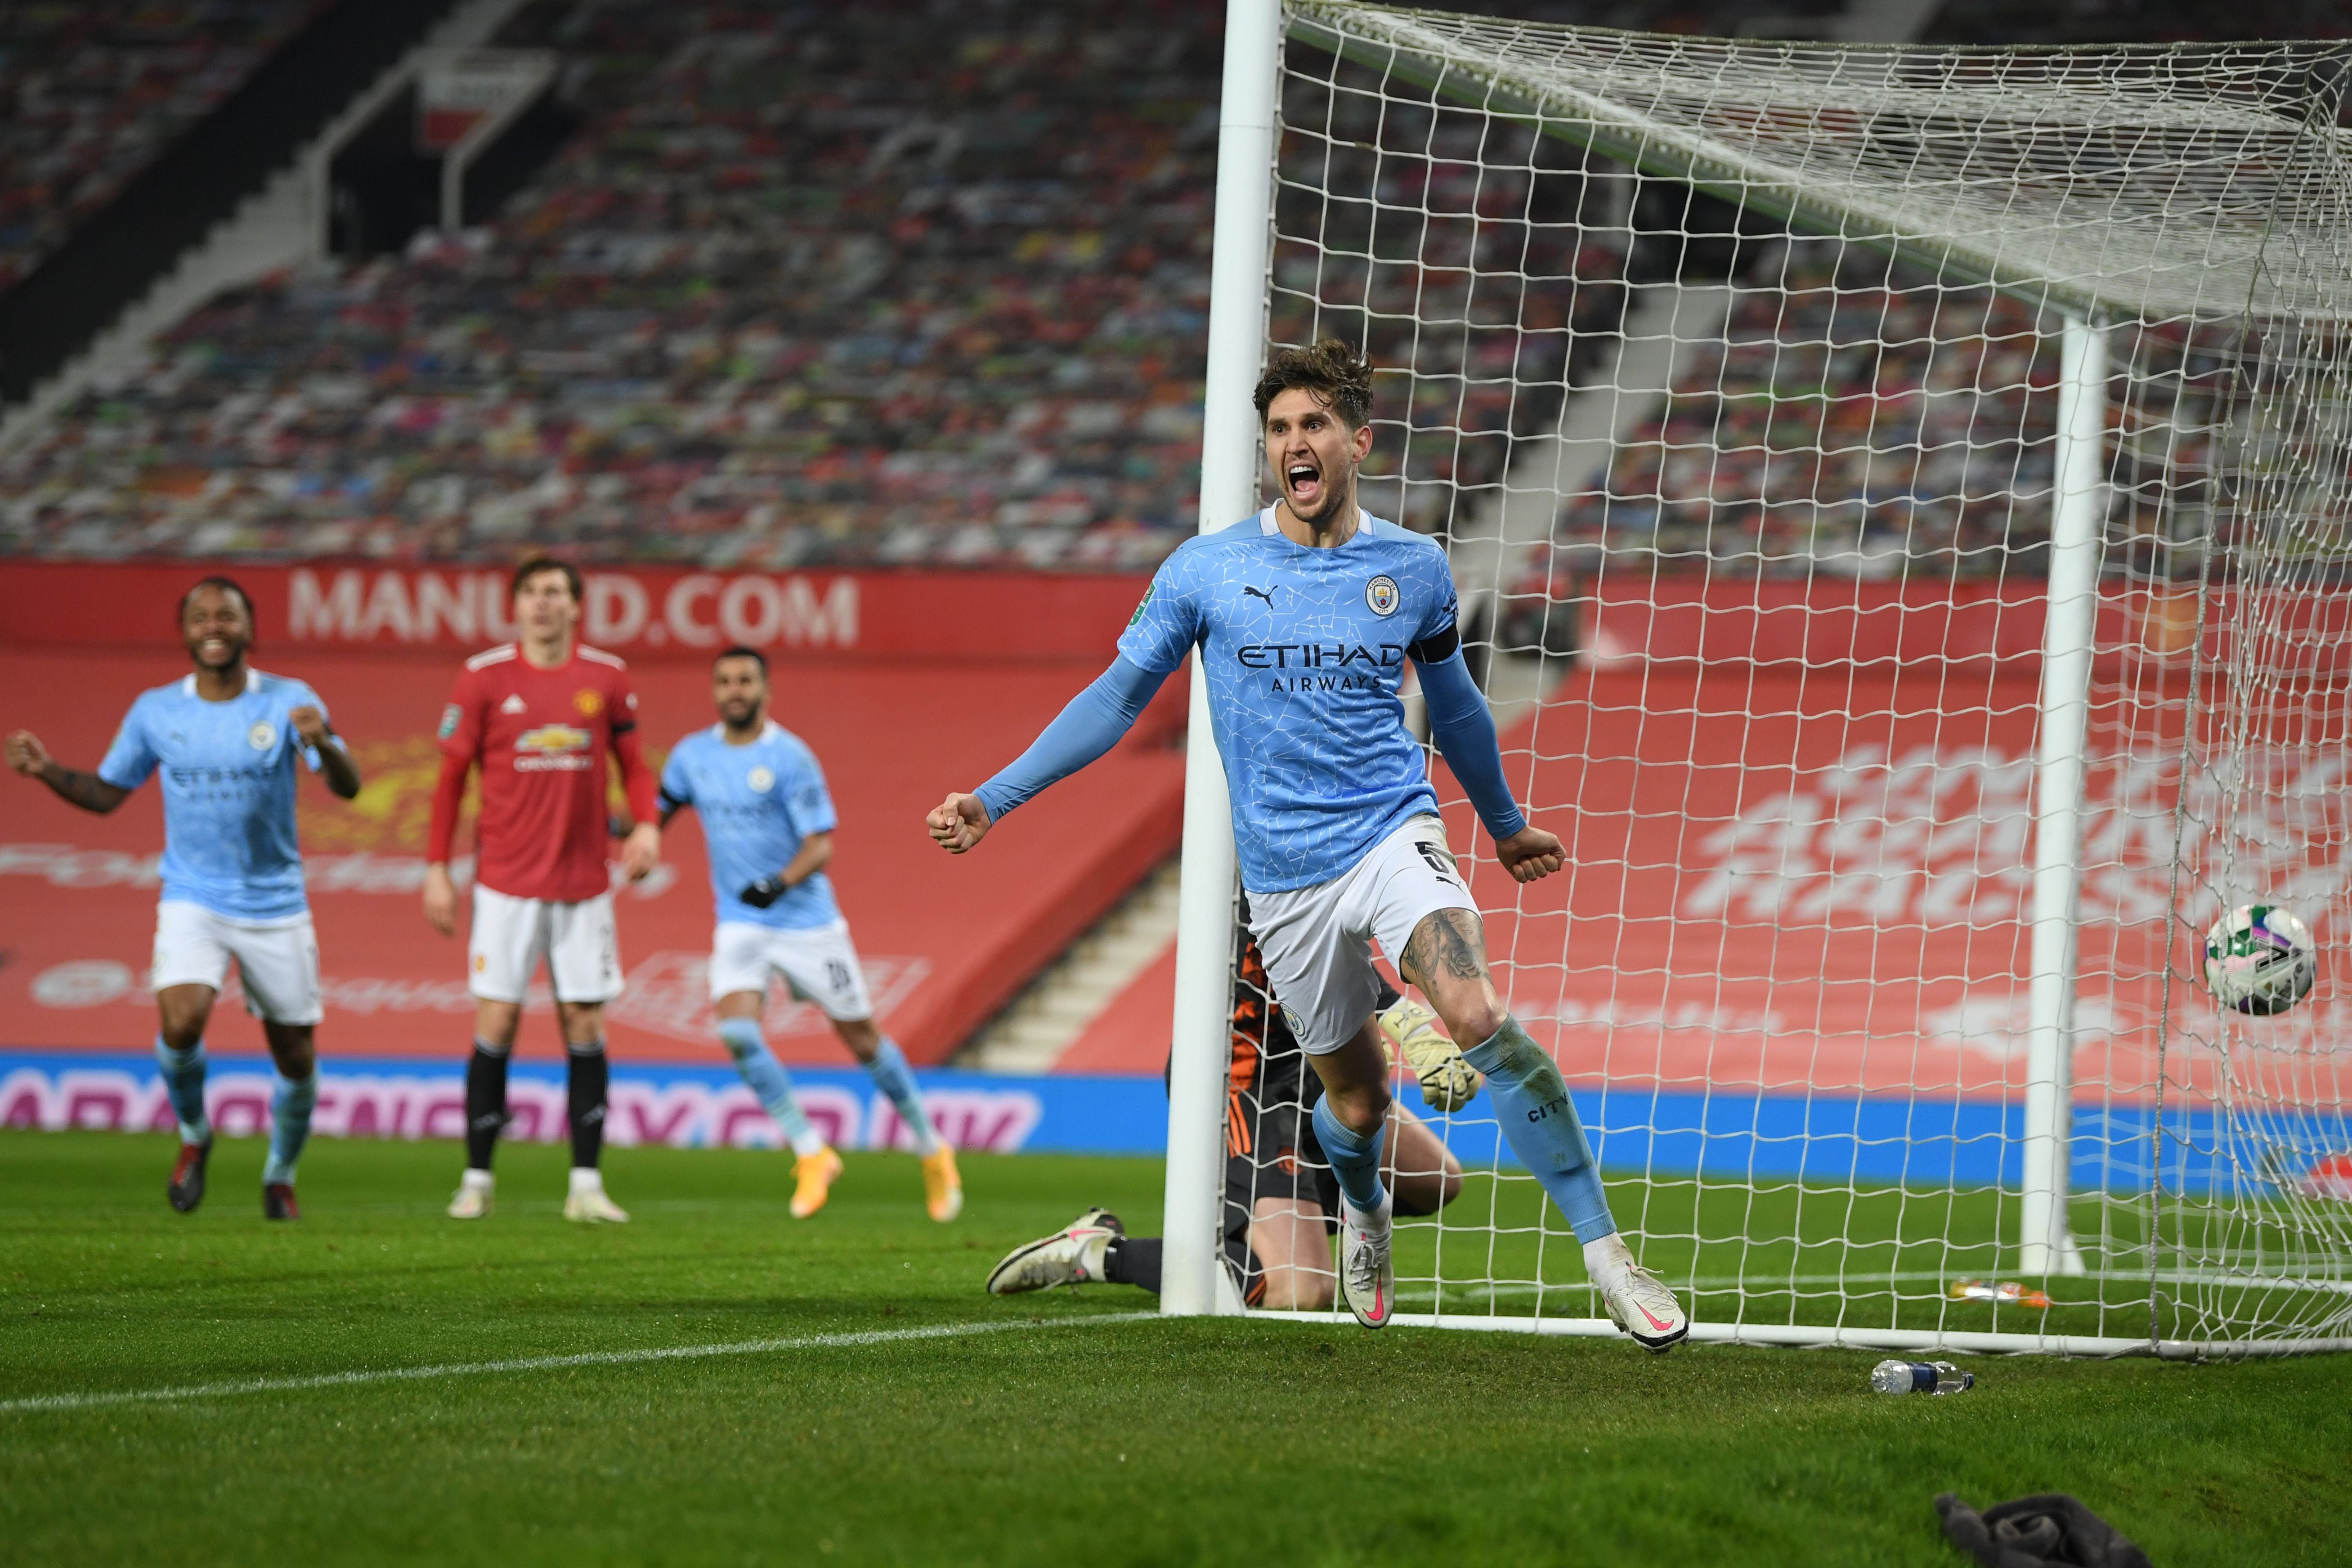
[1273,402,1352,525]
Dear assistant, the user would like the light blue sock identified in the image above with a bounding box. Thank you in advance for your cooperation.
[262,1069,319,1186]
[1311,1096,1389,1216]
[717,1017,826,1155]
[865,1038,939,1155]
[1463,1017,1617,1243]
[155,1036,211,1144]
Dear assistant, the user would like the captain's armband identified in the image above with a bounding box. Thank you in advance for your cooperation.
[1406,621,1460,665]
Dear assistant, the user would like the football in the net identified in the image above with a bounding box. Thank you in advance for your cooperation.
[2202,904,2317,1015]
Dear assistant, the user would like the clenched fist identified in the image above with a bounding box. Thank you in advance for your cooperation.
[926,793,992,854]
[1494,825,1564,884]
[5,730,51,778]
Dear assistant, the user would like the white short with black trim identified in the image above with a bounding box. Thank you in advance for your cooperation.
[707,918,874,1021]
[468,884,622,1004]
[151,900,323,1025]
[1242,814,1477,1056]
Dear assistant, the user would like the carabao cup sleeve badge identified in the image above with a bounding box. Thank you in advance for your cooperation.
[1365,575,1400,615]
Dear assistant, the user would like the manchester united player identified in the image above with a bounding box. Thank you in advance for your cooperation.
[425,557,661,1223]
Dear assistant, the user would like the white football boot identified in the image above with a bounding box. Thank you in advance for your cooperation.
[446,1169,493,1220]
[986,1207,1124,1295]
[1339,1194,1395,1329]
[563,1167,630,1224]
[1588,1235,1688,1352]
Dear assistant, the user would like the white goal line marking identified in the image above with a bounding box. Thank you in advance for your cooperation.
[1403,1270,2352,1303]
[0,1310,1160,1417]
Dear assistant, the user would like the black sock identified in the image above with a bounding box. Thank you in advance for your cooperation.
[568,1044,608,1168]
[1103,1236,1163,1293]
[464,1042,510,1170]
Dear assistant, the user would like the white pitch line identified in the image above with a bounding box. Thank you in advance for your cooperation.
[1400,1268,2352,1303]
[0,1310,1161,1417]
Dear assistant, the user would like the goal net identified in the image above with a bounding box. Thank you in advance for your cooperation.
[1171,0,2352,1354]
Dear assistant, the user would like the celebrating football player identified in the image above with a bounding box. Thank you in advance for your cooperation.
[932,340,1686,1348]
[8,576,361,1220]
[658,646,961,1222]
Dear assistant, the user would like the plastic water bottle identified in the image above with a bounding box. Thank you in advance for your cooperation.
[1871,1358,1973,1395]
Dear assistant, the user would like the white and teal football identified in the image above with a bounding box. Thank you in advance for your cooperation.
[2203,904,2317,1016]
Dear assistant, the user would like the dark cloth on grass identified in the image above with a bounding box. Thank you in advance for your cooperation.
[1935,1492,2152,1568]
[1103,1236,1161,1293]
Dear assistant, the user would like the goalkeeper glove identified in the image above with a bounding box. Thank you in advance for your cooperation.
[1379,996,1483,1113]
[739,875,790,909]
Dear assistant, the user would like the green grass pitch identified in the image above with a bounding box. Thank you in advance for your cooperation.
[3,1131,2347,1566]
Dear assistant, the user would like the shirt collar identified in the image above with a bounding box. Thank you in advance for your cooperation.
[1258,504,1374,543]
[179,668,260,697]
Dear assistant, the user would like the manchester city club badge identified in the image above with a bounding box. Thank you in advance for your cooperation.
[1365,574,1399,616]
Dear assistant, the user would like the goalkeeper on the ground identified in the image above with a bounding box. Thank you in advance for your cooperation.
[987,931,1474,1308]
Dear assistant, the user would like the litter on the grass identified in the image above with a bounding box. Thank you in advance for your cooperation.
[1948,1279,2053,1309]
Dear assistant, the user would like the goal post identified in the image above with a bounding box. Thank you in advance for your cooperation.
[1158,0,1282,1319]
[2021,314,2107,1281]
[1166,0,2352,1353]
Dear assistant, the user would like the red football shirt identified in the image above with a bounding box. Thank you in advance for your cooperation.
[430,642,658,902]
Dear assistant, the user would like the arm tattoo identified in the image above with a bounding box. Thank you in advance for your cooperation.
[41,764,128,815]
[314,736,363,801]
[1399,907,1489,993]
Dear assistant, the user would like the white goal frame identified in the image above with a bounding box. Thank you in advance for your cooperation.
[1160,0,2352,1355]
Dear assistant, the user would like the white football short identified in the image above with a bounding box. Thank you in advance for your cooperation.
[707,918,875,1021]
[1244,815,1478,1056]
[468,885,622,1004]
[151,900,323,1026]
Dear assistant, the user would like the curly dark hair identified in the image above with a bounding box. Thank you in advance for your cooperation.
[177,574,254,628]
[1252,337,1374,429]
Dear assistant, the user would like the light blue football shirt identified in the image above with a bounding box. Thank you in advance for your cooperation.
[1119,507,1459,893]
[660,721,842,930]
[97,668,329,921]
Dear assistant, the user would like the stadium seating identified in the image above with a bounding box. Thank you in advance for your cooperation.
[1494,240,2207,647]
[1923,0,2352,45]
[0,0,1821,569]
[0,1,323,294]
[1499,235,2247,638]
[1594,245,2053,569]
[1269,90,1632,541]
[1,2,1225,569]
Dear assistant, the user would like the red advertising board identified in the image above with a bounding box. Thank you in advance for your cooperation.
[1579,571,2352,681]
[1463,664,2348,1104]
[10,562,2343,1107]
[0,565,1181,1069]
[0,561,1149,661]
